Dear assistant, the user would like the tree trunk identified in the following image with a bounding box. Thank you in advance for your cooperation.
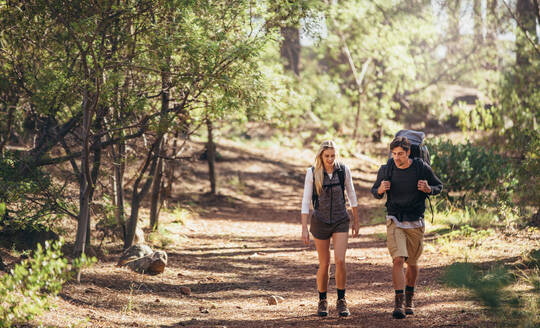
[124,149,158,249]
[149,154,163,230]
[73,91,94,257]
[207,119,216,195]
[473,0,483,43]
[447,0,461,57]
[113,142,127,240]
[486,0,498,45]
[124,117,167,248]
[516,0,537,68]
[0,105,15,154]
[149,65,171,230]
[280,26,301,76]
[84,109,105,250]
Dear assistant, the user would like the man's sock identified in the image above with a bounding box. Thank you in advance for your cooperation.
[405,285,414,293]
[337,288,345,300]
[395,289,404,295]
[319,291,327,300]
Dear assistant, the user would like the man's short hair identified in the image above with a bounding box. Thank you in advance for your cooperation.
[390,136,411,151]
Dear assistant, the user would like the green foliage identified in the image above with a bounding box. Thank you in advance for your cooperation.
[444,262,513,308]
[0,239,96,327]
[444,249,540,327]
[436,225,494,248]
[0,153,64,230]
[427,139,517,210]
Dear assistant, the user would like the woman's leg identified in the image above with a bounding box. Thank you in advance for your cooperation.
[313,237,331,293]
[332,232,349,289]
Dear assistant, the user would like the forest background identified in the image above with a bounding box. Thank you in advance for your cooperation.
[0,0,539,327]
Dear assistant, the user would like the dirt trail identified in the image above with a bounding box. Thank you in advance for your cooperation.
[44,141,498,327]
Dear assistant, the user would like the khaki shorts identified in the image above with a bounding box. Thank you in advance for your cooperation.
[386,220,425,265]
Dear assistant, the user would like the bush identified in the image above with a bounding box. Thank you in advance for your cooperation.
[0,239,96,327]
[0,153,66,232]
[427,139,517,210]
[443,249,540,327]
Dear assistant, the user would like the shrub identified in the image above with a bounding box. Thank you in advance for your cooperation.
[443,250,540,327]
[0,239,96,327]
[0,153,66,232]
[427,139,517,210]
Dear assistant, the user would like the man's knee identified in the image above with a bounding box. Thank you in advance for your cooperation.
[407,263,419,271]
[393,256,405,266]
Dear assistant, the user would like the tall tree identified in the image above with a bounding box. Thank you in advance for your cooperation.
[474,0,484,43]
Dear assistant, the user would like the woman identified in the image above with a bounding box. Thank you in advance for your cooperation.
[301,140,360,317]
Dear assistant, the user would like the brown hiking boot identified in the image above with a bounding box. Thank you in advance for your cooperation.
[405,291,414,315]
[392,293,406,319]
[336,298,350,317]
[317,299,328,317]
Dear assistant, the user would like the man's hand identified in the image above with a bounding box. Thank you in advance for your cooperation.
[417,180,431,193]
[378,180,391,195]
[302,226,310,245]
[352,218,360,238]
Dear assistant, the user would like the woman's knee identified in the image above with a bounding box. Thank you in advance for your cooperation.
[335,257,346,268]
[318,260,330,271]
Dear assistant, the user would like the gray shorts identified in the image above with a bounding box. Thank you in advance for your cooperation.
[310,216,350,240]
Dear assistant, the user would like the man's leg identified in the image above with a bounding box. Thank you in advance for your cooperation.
[404,226,424,315]
[406,264,419,287]
[333,232,350,316]
[404,264,419,315]
[387,220,408,319]
[314,237,331,316]
[392,256,406,290]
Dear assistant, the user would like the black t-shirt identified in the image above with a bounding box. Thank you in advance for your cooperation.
[371,159,443,222]
[388,164,421,209]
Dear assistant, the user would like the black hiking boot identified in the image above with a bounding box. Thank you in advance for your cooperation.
[405,291,414,315]
[336,298,350,317]
[317,299,328,317]
[392,293,406,319]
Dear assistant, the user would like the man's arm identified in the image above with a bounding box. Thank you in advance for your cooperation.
[371,166,386,199]
[423,163,443,195]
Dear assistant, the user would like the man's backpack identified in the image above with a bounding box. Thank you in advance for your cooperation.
[389,129,430,165]
[385,129,434,221]
[311,163,345,210]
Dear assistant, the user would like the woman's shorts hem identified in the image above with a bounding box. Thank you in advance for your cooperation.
[310,216,349,240]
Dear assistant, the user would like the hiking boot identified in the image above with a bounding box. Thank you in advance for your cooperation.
[336,298,350,317]
[392,293,406,319]
[317,299,328,317]
[405,291,414,315]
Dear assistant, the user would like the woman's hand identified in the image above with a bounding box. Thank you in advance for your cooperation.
[302,226,310,245]
[352,218,360,238]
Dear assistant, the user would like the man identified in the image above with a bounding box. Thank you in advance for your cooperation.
[371,136,443,319]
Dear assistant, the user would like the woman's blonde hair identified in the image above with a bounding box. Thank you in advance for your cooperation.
[313,140,338,195]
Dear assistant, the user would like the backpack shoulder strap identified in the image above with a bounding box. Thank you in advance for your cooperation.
[335,162,345,191]
[311,166,318,209]
[385,158,395,181]
[336,162,346,202]
[413,159,434,223]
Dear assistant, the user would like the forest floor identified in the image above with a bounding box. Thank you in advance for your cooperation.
[10,138,540,327]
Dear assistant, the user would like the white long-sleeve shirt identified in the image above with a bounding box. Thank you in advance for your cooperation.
[301,164,358,214]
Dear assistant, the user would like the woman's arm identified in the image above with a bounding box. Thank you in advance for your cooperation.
[301,168,313,214]
[343,165,358,207]
[301,168,313,245]
[344,165,359,237]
